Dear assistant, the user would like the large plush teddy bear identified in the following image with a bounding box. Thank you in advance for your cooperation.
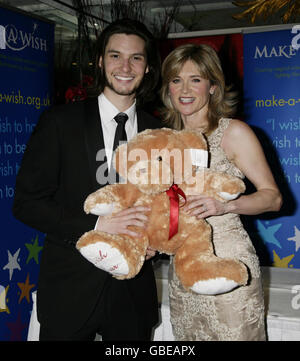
[76,128,248,295]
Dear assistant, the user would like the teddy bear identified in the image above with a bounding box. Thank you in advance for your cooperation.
[76,128,248,295]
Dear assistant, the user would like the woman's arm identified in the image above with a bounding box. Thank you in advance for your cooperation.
[222,119,282,215]
[185,119,282,218]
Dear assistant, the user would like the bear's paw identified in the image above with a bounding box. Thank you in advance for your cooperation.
[190,277,238,295]
[218,192,240,201]
[79,242,129,276]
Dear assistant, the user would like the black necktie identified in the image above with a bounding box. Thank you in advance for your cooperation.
[110,113,128,184]
[113,113,128,151]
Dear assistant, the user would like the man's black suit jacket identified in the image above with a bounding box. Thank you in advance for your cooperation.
[13,97,162,336]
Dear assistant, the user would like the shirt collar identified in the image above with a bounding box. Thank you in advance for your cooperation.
[98,93,136,126]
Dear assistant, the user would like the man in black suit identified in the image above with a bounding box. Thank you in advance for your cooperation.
[13,19,162,341]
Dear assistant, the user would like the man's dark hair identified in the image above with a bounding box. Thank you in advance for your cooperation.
[94,18,161,105]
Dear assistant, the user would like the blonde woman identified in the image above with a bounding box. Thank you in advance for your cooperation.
[161,44,282,341]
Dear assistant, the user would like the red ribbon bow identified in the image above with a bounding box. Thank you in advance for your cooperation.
[166,184,186,240]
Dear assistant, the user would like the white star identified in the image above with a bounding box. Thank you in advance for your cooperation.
[288,226,300,252]
[3,248,21,280]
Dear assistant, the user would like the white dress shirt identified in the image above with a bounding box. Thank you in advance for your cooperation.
[98,93,137,170]
[94,94,138,227]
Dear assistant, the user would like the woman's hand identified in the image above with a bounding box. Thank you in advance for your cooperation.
[183,195,227,219]
[96,206,150,237]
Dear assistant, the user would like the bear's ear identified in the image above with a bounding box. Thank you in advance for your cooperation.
[177,129,207,150]
[113,143,128,178]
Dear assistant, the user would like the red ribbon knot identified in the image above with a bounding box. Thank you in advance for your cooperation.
[166,184,186,240]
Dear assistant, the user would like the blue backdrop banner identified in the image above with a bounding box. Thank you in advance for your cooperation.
[243,28,300,269]
[0,5,54,340]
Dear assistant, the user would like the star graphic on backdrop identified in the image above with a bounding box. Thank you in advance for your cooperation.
[2,248,21,280]
[287,226,300,252]
[257,220,282,248]
[6,312,27,341]
[17,273,35,304]
[272,250,294,267]
[0,285,10,314]
[25,234,43,264]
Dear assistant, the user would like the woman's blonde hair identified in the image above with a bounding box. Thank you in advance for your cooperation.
[160,43,238,134]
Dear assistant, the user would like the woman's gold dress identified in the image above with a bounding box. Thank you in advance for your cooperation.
[168,118,266,341]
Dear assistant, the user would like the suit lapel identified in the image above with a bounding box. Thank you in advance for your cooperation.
[83,97,107,191]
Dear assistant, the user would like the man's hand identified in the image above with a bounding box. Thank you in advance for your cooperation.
[96,206,150,237]
[145,246,156,260]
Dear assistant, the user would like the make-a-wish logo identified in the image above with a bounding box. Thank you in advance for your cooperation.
[254,44,297,59]
[0,22,47,52]
[291,25,300,51]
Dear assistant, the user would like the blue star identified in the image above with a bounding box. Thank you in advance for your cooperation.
[256,220,282,248]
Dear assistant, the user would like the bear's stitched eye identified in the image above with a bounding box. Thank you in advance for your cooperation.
[157,156,162,161]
